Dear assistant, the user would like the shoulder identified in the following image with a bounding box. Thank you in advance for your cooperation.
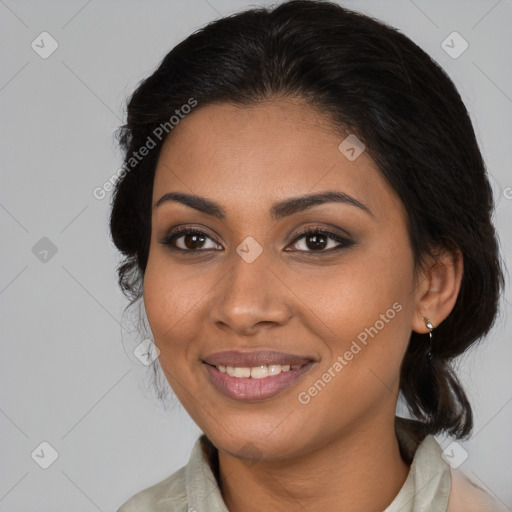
[116,466,188,512]
[115,434,225,512]
[447,467,507,512]
[395,418,506,512]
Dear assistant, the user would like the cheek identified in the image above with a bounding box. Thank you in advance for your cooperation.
[142,255,205,356]
[142,258,209,411]
[288,246,413,341]
[292,247,414,396]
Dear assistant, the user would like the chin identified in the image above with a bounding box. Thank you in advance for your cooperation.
[204,415,312,462]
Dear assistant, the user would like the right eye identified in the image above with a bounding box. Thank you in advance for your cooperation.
[159,227,223,252]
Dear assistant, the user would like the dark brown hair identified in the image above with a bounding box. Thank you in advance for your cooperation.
[110,0,504,439]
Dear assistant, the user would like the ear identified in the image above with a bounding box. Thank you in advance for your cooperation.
[411,246,464,334]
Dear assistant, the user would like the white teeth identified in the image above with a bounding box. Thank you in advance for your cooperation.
[216,363,300,378]
[268,365,281,376]
[233,367,251,378]
[250,366,268,379]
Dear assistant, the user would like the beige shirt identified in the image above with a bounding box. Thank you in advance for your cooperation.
[117,417,506,512]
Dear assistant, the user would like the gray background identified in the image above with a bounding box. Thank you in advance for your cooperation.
[0,0,511,510]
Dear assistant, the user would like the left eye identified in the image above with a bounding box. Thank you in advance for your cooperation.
[287,229,353,252]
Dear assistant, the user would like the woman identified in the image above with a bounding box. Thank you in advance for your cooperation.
[111,1,506,510]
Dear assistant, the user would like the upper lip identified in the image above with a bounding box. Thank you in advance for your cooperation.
[202,350,315,368]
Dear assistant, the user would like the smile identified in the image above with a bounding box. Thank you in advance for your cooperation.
[202,350,316,401]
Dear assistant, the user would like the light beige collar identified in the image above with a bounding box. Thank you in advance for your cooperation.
[182,417,502,512]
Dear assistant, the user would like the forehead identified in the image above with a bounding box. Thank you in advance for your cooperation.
[152,99,396,220]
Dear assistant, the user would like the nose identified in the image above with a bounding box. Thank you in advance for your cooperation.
[209,248,293,336]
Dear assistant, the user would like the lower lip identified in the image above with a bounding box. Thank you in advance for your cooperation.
[203,362,314,401]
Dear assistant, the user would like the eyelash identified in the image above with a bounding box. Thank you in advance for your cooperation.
[159,226,354,254]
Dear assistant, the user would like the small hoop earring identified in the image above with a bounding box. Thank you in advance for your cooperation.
[425,319,434,360]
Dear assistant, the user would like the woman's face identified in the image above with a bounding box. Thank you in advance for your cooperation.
[143,98,423,460]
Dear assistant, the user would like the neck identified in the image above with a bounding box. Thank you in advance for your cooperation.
[217,415,410,512]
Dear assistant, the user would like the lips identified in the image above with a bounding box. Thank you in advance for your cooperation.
[201,350,316,401]
[202,350,314,368]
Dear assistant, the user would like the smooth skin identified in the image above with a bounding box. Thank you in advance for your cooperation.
[143,97,463,512]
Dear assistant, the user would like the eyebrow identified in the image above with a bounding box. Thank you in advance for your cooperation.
[154,190,373,220]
